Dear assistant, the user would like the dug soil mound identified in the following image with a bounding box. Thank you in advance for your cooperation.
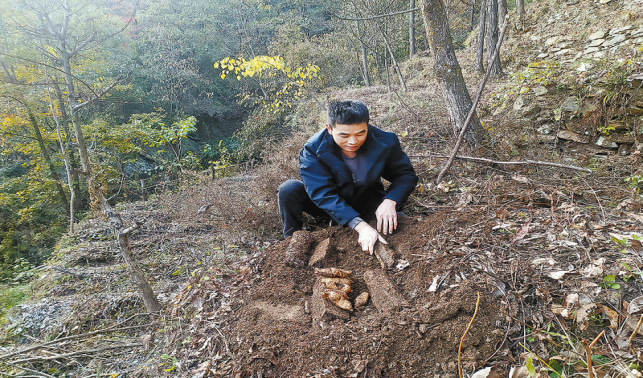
[215,213,508,378]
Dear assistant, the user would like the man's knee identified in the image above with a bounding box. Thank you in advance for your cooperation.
[278,179,305,199]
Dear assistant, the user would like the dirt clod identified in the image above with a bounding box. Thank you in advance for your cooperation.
[363,269,405,312]
[285,230,315,267]
[309,238,335,267]
[374,243,396,269]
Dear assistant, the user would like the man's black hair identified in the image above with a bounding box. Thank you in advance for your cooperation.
[327,100,369,128]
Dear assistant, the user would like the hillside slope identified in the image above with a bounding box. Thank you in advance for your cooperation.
[1,0,642,377]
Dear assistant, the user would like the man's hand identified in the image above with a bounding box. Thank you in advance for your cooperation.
[375,199,397,235]
[354,221,387,255]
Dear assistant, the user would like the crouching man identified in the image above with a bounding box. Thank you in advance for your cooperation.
[278,100,418,254]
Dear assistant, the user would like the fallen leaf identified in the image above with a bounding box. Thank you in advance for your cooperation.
[548,270,571,280]
[575,303,600,331]
[625,314,643,336]
[628,296,643,315]
[471,365,501,378]
[511,173,530,185]
[532,257,556,265]
[509,366,530,378]
[581,257,605,278]
[512,221,531,243]
[601,305,619,329]
[626,212,643,224]
[565,293,579,306]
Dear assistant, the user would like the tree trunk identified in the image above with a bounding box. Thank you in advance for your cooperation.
[498,0,507,24]
[48,1,161,313]
[486,0,503,77]
[475,0,487,74]
[379,27,407,91]
[355,21,371,86]
[468,0,476,32]
[516,0,525,29]
[44,74,76,233]
[409,0,416,57]
[26,109,69,211]
[420,0,483,149]
[384,52,391,91]
[53,80,83,211]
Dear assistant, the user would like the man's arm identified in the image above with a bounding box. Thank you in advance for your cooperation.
[381,133,419,205]
[298,145,361,226]
[375,133,418,235]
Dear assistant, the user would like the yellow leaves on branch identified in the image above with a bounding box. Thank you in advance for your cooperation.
[213,55,321,112]
[214,56,319,85]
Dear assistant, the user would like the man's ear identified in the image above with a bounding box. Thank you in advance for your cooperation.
[325,124,332,134]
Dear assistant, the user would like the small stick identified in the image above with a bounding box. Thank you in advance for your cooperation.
[582,339,594,378]
[590,330,605,348]
[458,292,481,378]
[412,154,591,173]
[0,313,154,360]
[628,314,643,346]
[436,14,510,186]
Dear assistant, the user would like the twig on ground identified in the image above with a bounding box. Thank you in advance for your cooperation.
[582,339,594,378]
[458,292,481,378]
[213,323,231,356]
[629,314,643,346]
[10,344,142,364]
[413,154,592,173]
[590,330,604,348]
[2,360,56,377]
[436,15,510,185]
[0,313,154,360]
[581,177,606,221]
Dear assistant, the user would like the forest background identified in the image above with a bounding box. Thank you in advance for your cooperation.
[0,0,489,279]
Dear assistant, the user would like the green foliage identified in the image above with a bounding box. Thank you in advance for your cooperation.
[0,282,30,324]
[601,274,620,289]
[138,114,198,161]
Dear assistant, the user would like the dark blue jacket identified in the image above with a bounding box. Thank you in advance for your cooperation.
[298,125,418,226]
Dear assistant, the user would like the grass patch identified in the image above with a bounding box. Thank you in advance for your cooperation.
[0,283,30,324]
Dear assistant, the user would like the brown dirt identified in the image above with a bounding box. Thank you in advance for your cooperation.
[212,213,507,378]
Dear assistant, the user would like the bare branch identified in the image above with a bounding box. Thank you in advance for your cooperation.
[411,153,592,173]
[332,7,419,21]
[70,31,96,57]
[72,75,123,111]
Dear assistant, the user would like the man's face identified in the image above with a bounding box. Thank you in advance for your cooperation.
[326,122,368,158]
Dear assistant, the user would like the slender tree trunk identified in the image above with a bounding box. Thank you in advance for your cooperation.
[45,74,75,233]
[53,80,83,210]
[498,0,507,23]
[409,0,416,57]
[476,0,487,74]
[468,0,476,32]
[26,109,69,211]
[486,0,503,77]
[379,27,407,91]
[420,0,483,149]
[516,0,525,30]
[355,21,371,86]
[385,52,391,91]
[48,1,161,313]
